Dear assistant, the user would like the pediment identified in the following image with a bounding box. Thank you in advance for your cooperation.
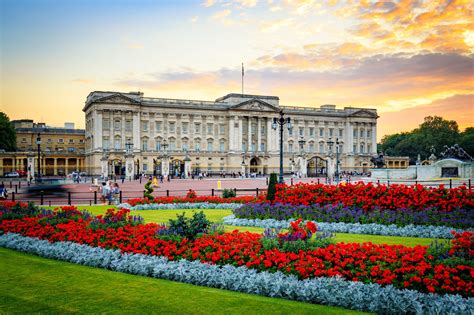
[348,109,379,118]
[94,93,140,105]
[229,99,279,112]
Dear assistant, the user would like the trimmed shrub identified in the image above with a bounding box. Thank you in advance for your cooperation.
[222,188,236,199]
[144,180,154,201]
[266,173,278,201]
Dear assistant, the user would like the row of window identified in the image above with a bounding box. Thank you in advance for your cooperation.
[21,138,84,144]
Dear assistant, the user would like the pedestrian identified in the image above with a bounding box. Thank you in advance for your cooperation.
[112,182,120,205]
[121,174,125,184]
[99,182,108,204]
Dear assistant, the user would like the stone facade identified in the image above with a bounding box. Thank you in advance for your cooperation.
[83,91,378,178]
[0,120,85,178]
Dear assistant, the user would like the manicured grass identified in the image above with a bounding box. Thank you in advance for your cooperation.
[46,205,440,247]
[0,247,367,314]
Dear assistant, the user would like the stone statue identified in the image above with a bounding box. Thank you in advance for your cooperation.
[440,144,473,161]
[370,152,385,168]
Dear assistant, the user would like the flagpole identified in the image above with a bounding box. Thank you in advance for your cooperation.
[241,63,244,95]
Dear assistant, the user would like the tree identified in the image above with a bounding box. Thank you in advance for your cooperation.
[458,127,474,157]
[379,116,468,163]
[0,112,16,151]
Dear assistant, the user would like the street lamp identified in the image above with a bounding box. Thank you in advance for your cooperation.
[272,110,292,183]
[36,133,42,183]
[298,137,306,154]
[335,138,340,183]
[125,141,133,153]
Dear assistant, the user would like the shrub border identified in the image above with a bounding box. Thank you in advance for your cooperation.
[223,215,474,239]
[119,202,242,210]
[1,233,472,314]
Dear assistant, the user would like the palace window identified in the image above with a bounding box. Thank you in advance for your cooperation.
[182,122,188,134]
[141,139,148,151]
[69,139,74,143]
[309,142,315,152]
[207,123,213,135]
[219,140,225,152]
[309,127,314,137]
[195,123,201,133]
[242,142,247,152]
[353,129,357,137]
[103,119,109,129]
[367,144,372,153]
[319,143,324,153]
[58,139,64,143]
[329,128,333,137]
[261,125,265,135]
[182,141,188,151]
[299,127,304,137]
[155,140,161,151]
[103,137,109,149]
[339,129,343,137]
[125,120,132,132]
[114,137,121,150]
[367,129,371,138]
[319,128,324,137]
[114,119,121,131]
[142,121,148,132]
[169,140,176,151]
[219,124,225,135]
[360,129,364,138]
[194,141,201,152]
[260,142,265,152]
[207,140,213,151]
[251,142,256,152]
[155,121,162,133]
[169,122,175,133]
[360,143,365,153]
[288,143,293,153]
[353,144,357,153]
[288,127,293,137]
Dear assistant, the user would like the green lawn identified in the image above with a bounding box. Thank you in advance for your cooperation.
[54,205,440,247]
[0,247,367,314]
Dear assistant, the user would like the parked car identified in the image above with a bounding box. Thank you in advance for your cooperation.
[16,170,27,177]
[4,172,20,178]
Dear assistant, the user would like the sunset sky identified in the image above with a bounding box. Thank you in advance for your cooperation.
[1,0,473,141]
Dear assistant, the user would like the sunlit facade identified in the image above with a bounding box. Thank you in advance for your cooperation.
[83,91,378,177]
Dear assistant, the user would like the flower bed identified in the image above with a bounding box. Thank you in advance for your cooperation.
[1,201,472,298]
[270,183,474,212]
[3,233,473,314]
[126,195,258,207]
[223,215,473,239]
[233,203,474,229]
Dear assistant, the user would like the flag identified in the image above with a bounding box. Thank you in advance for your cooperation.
[242,63,244,77]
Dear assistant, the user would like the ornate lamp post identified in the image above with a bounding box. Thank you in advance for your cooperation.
[241,153,246,177]
[272,110,292,183]
[36,133,42,183]
[298,137,306,178]
[125,141,134,181]
[335,138,340,184]
[160,140,170,177]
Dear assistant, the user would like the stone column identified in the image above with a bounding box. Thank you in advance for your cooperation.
[238,117,243,152]
[184,156,191,179]
[94,111,103,150]
[229,116,235,152]
[133,112,140,151]
[345,121,352,154]
[372,124,377,154]
[266,118,272,152]
[247,116,251,152]
[65,158,69,175]
[125,153,135,181]
[101,154,109,179]
[162,156,170,177]
[54,158,58,176]
[257,117,261,152]
[27,154,35,181]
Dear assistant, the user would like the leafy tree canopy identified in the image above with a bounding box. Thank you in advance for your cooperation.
[379,116,473,163]
[0,112,16,151]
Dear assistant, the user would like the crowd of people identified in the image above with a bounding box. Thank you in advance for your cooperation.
[89,181,121,205]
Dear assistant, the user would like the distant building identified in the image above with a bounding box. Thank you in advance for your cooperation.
[83,91,378,177]
[0,120,85,177]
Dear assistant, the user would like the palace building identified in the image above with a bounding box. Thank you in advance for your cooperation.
[83,91,378,178]
[0,120,85,177]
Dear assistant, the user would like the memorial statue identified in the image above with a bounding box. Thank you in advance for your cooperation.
[370,152,385,168]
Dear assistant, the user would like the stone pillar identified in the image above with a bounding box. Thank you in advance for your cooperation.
[184,156,191,179]
[65,158,69,175]
[266,118,272,152]
[327,156,335,183]
[238,117,243,152]
[94,111,103,150]
[247,117,251,152]
[101,155,109,179]
[345,121,352,154]
[53,158,58,176]
[162,156,170,177]
[257,117,261,152]
[125,153,135,181]
[133,111,140,151]
[229,116,234,152]
[0,158,3,176]
[27,154,35,181]
[372,124,377,154]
